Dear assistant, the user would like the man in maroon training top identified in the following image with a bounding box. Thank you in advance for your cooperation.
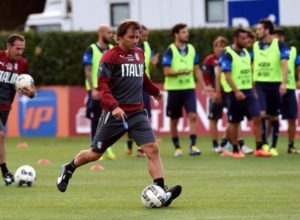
[0,34,35,185]
[57,19,182,207]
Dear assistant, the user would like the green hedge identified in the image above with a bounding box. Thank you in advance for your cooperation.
[1,26,300,85]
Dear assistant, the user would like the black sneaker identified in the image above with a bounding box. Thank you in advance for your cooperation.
[3,172,14,185]
[287,147,300,154]
[164,185,182,206]
[56,164,73,192]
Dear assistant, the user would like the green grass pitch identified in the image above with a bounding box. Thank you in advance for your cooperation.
[1,136,300,220]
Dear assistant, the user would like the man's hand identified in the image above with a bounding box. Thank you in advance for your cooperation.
[112,106,126,119]
[234,90,246,101]
[279,83,287,96]
[202,85,215,98]
[214,91,223,104]
[19,86,36,98]
[153,92,163,101]
[91,88,100,100]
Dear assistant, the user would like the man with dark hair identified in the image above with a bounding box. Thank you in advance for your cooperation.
[162,23,208,157]
[254,19,289,156]
[219,28,271,158]
[82,24,116,160]
[0,34,36,185]
[273,28,300,154]
[57,19,182,207]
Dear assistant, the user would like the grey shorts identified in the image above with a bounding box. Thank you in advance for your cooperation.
[91,109,156,154]
[0,111,9,131]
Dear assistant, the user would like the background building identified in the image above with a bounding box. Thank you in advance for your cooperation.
[25,0,300,32]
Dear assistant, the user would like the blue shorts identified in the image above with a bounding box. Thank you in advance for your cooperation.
[166,89,197,119]
[281,89,298,120]
[255,82,281,116]
[226,90,260,123]
[0,110,9,131]
[91,109,156,154]
[143,91,151,118]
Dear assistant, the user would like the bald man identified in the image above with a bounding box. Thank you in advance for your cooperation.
[82,24,116,159]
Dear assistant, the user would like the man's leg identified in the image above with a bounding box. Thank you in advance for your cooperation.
[170,118,182,157]
[126,133,134,155]
[269,116,279,156]
[57,111,124,192]
[253,116,271,157]
[288,119,295,148]
[141,142,163,180]
[56,149,102,192]
[142,142,182,206]
[188,112,201,155]
[238,123,253,154]
[0,130,6,171]
[282,91,300,154]
[209,119,220,151]
[0,112,14,185]
[261,112,268,146]
[229,122,244,158]
[287,119,300,154]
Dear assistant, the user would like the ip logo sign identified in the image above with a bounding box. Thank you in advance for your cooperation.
[18,90,57,136]
[228,0,279,27]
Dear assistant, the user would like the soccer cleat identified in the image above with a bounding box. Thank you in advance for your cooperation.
[136,149,146,158]
[3,172,14,185]
[287,147,300,154]
[212,146,222,153]
[240,145,254,154]
[269,148,279,156]
[56,164,73,192]
[106,147,116,160]
[164,185,182,207]
[189,146,201,156]
[262,144,270,152]
[231,151,245,158]
[174,148,183,157]
[254,149,272,157]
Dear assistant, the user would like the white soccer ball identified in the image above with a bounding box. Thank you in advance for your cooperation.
[15,74,34,91]
[14,165,36,187]
[141,184,167,208]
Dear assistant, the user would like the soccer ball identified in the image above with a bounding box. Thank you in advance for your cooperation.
[14,165,36,187]
[15,74,34,92]
[140,184,167,208]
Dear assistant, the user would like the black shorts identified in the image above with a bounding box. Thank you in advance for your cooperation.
[0,110,9,131]
[281,89,298,120]
[85,91,102,120]
[207,98,226,120]
[255,82,281,116]
[166,89,197,119]
[226,90,260,123]
[91,109,156,154]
